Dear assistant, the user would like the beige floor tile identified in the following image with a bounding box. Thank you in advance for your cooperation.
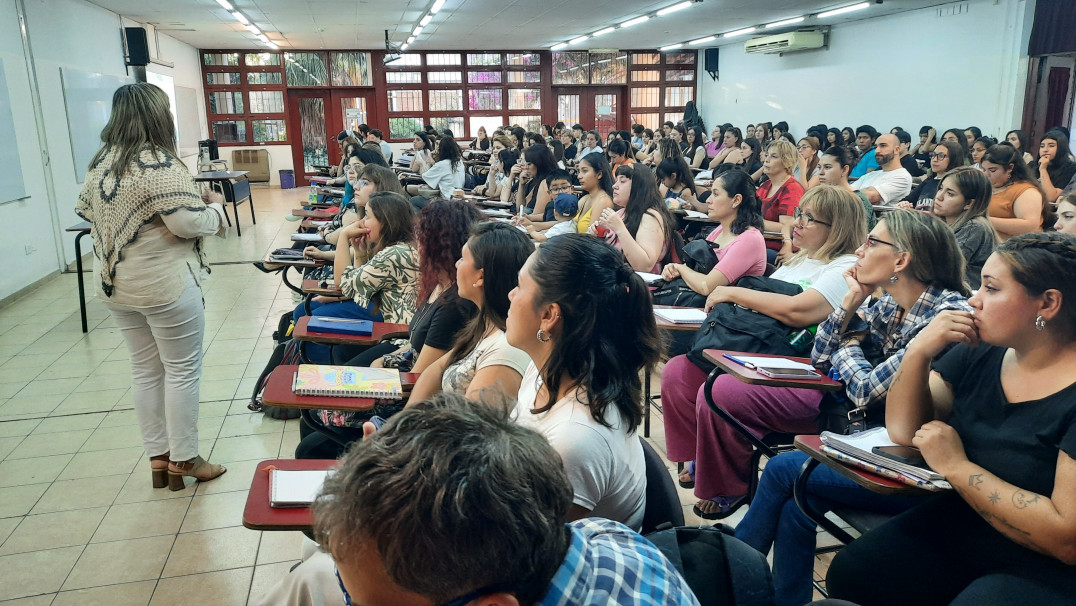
[55,389,127,416]
[0,419,39,438]
[6,430,93,460]
[0,436,22,461]
[248,561,296,605]
[97,408,139,428]
[0,454,74,488]
[52,580,156,606]
[179,490,249,533]
[0,515,20,545]
[0,483,50,518]
[30,474,128,515]
[218,413,285,439]
[201,363,247,383]
[91,359,134,376]
[31,412,106,435]
[0,546,83,600]
[91,498,192,543]
[0,367,42,384]
[114,468,197,505]
[80,424,144,452]
[0,592,56,605]
[207,339,260,355]
[199,379,242,403]
[149,567,253,606]
[40,358,99,380]
[199,400,232,418]
[0,394,65,418]
[209,434,282,464]
[62,534,174,590]
[77,372,134,392]
[255,530,304,566]
[57,447,144,480]
[194,458,262,496]
[0,353,64,371]
[162,525,259,577]
[0,506,108,556]
[12,377,83,398]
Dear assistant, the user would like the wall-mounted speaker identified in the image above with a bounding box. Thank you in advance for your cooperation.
[124,27,150,67]
[704,48,719,81]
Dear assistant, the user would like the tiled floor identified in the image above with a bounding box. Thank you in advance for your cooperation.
[0,186,833,604]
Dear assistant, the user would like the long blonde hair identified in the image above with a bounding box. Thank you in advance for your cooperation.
[89,82,177,178]
[786,185,867,265]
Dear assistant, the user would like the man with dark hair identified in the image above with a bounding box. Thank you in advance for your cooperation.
[850,124,880,178]
[893,130,926,177]
[851,133,913,205]
[366,129,392,163]
[253,393,699,606]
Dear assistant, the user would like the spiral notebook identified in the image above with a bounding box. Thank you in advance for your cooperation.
[292,365,403,399]
[269,469,331,508]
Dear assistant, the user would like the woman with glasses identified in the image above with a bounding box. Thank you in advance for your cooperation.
[900,140,965,212]
[662,186,867,518]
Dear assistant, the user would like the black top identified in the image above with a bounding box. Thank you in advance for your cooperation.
[904,175,940,210]
[934,343,1076,496]
[409,285,477,354]
[900,155,926,178]
[1038,159,1076,193]
[564,144,578,162]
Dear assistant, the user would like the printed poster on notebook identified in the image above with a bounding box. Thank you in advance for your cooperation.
[292,365,403,398]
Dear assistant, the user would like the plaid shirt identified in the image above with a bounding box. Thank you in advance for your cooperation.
[537,519,701,606]
[812,286,971,411]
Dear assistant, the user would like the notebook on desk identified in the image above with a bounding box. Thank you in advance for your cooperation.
[654,308,707,324]
[269,469,331,508]
[292,365,403,399]
[306,317,373,336]
[821,428,950,487]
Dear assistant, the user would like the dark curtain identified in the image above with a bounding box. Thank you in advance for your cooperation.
[1044,67,1070,131]
[1028,0,1076,56]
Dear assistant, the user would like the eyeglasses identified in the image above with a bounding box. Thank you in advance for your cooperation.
[549,184,574,193]
[928,152,949,160]
[864,235,898,249]
[796,144,811,150]
[793,207,831,227]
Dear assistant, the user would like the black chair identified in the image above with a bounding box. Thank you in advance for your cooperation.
[640,437,686,534]
[219,177,256,236]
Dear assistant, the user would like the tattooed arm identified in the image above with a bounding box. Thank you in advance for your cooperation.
[915,423,1076,565]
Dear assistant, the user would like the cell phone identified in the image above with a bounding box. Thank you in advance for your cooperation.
[872,445,928,467]
[755,367,822,380]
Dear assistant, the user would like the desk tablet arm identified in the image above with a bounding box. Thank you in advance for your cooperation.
[703,367,781,458]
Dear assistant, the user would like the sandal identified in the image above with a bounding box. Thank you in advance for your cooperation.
[168,456,227,491]
[692,495,748,521]
[150,452,170,489]
[678,461,696,489]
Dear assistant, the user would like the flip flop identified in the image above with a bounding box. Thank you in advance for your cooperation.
[692,495,748,521]
[678,460,696,489]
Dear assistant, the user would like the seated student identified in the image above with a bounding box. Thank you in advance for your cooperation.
[589,164,676,273]
[559,130,578,165]
[660,169,767,296]
[507,234,661,531]
[1006,128,1035,165]
[508,145,558,221]
[576,129,603,161]
[407,131,434,176]
[365,129,392,164]
[828,232,1076,606]
[708,127,744,169]
[295,201,482,459]
[661,186,866,517]
[910,125,938,166]
[656,157,701,212]
[408,223,533,403]
[470,124,490,150]
[1035,129,1076,203]
[942,127,972,165]
[519,169,573,229]
[793,136,821,189]
[636,128,657,161]
[894,130,927,178]
[851,133,914,205]
[411,136,464,209]
[607,139,636,175]
[899,140,963,211]
[684,126,708,169]
[982,143,1047,240]
[471,137,513,198]
[573,152,615,234]
[849,125,880,177]
[255,392,699,606]
[705,125,726,158]
[631,123,645,150]
[526,192,580,242]
[932,167,999,290]
[1055,195,1076,235]
[970,136,996,170]
[963,125,982,147]
[757,140,806,264]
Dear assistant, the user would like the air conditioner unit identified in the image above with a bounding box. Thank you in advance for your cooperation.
[744,31,825,54]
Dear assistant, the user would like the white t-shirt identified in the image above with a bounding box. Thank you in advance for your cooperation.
[441,329,529,395]
[379,140,393,163]
[851,167,913,205]
[770,254,857,311]
[544,220,576,239]
[512,363,647,531]
[422,159,466,198]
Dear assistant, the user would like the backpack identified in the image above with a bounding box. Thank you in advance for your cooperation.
[646,525,775,606]
[652,239,719,308]
[248,339,303,420]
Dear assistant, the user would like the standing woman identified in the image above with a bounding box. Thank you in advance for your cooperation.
[757,140,806,263]
[981,144,1047,240]
[75,83,227,490]
[931,167,998,290]
[573,152,614,234]
[1005,129,1035,165]
[1035,130,1076,203]
[590,165,676,273]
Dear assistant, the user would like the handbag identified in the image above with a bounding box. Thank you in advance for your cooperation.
[685,275,806,373]
[651,238,717,308]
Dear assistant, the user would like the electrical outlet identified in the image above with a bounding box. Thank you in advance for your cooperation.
[23,244,35,255]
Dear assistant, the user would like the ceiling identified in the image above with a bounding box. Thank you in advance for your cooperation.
[88,0,960,52]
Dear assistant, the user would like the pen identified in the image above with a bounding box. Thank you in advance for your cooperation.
[722,354,757,370]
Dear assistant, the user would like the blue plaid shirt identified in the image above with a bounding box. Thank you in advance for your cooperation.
[537,519,701,606]
[812,286,971,411]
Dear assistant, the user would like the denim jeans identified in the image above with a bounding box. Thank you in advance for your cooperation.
[735,451,922,606]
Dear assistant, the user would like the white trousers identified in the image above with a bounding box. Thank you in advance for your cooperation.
[107,279,205,461]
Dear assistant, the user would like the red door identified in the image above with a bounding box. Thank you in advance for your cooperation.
[287,89,377,186]
[552,87,625,142]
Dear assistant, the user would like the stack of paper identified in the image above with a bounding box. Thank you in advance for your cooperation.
[654,308,707,324]
[269,469,332,508]
[821,428,951,490]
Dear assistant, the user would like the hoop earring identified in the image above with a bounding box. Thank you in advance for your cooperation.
[537,329,551,343]
[1035,315,1046,331]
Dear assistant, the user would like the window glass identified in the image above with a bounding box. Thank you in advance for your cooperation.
[429,116,464,137]
[630,113,660,130]
[507,89,541,111]
[253,119,287,142]
[427,71,463,84]
[387,90,424,112]
[467,53,501,66]
[665,52,696,65]
[207,72,241,85]
[468,71,502,84]
[245,53,280,66]
[666,69,694,82]
[284,52,328,86]
[247,72,283,85]
[505,53,540,66]
[552,52,589,85]
[590,53,627,84]
[388,117,424,140]
[204,53,239,66]
[631,70,660,82]
[664,112,685,124]
[469,116,504,139]
[509,115,542,132]
[630,87,660,108]
[249,90,284,113]
[386,72,422,84]
[212,120,246,142]
[631,53,659,65]
[331,52,373,86]
[387,54,422,67]
[429,90,463,112]
[468,89,503,111]
[426,54,461,66]
[665,86,693,106]
[208,91,243,114]
[507,71,541,83]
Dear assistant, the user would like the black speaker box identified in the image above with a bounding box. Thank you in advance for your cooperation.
[704,48,719,73]
[124,27,150,66]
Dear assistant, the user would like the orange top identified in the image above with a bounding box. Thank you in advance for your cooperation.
[989,181,1040,223]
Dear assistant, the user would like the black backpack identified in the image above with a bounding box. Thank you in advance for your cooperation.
[652,238,718,309]
[646,525,775,606]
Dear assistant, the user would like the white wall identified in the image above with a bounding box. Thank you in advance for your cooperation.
[696,0,1035,140]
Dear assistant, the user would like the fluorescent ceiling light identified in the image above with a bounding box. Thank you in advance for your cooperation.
[766,16,805,28]
[257,34,269,42]
[593,27,616,36]
[231,11,249,24]
[551,42,568,51]
[266,42,278,50]
[420,14,432,26]
[413,26,423,36]
[689,35,716,45]
[817,2,869,18]
[723,26,756,37]
[620,15,650,28]
[245,23,260,34]
[214,0,233,10]
[407,36,415,44]
[657,1,692,16]
[569,35,588,45]
[659,43,683,51]
[430,0,446,14]
[401,43,409,50]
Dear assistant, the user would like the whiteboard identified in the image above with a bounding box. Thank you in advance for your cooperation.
[60,67,133,183]
[0,58,27,204]
[175,85,202,157]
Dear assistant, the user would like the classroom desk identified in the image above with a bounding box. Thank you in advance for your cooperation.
[308,176,330,186]
[292,316,410,347]
[243,458,336,531]
[195,171,254,236]
[66,222,92,332]
[291,209,335,219]
[264,253,324,294]
[645,306,703,437]
[703,349,842,391]
[260,364,418,412]
[300,219,332,229]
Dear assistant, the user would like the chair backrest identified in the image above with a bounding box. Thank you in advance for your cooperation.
[231,177,251,202]
[640,437,685,534]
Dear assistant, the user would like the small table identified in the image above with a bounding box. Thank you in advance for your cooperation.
[66,222,92,332]
[263,253,324,294]
[243,458,336,531]
[645,306,703,437]
[704,349,843,391]
[260,364,418,412]
[291,209,335,219]
[195,171,254,236]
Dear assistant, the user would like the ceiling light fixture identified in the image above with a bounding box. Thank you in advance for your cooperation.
[420,14,432,26]
[401,43,409,50]
[689,35,716,45]
[569,35,589,45]
[231,11,249,25]
[257,34,269,42]
[659,43,683,51]
[266,42,278,50]
[407,36,415,44]
[430,0,446,14]
[214,0,233,10]
[817,2,870,18]
[620,15,650,28]
[765,16,805,28]
[245,23,260,35]
[593,27,616,36]
[551,42,568,51]
[657,1,692,16]
[413,26,423,36]
[723,26,756,37]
